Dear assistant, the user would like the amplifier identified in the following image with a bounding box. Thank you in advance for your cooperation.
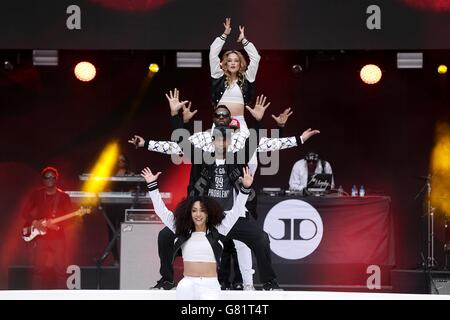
[431,277,450,294]
[120,220,165,289]
[125,208,162,223]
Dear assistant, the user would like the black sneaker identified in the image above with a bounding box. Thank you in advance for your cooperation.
[262,279,284,291]
[220,281,231,290]
[231,282,243,290]
[151,278,175,290]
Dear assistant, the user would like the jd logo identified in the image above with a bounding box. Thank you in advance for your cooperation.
[270,218,318,240]
[263,199,323,260]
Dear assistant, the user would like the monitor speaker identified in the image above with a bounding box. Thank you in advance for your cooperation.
[120,221,165,289]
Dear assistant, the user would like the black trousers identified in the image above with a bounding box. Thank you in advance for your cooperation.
[32,237,67,289]
[218,238,242,285]
[157,215,276,284]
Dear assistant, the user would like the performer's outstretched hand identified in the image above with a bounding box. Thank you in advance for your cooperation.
[237,25,245,43]
[182,102,198,123]
[245,94,270,121]
[128,135,145,148]
[272,107,293,128]
[223,18,231,35]
[301,128,321,142]
[141,167,162,183]
[165,88,189,116]
[239,167,254,188]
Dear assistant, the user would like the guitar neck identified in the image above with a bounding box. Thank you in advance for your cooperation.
[49,209,81,225]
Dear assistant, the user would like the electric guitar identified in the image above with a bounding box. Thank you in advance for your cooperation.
[22,207,91,242]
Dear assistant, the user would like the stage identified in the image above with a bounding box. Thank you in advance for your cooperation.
[0,289,449,300]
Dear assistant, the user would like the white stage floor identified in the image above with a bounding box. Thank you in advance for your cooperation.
[0,290,449,300]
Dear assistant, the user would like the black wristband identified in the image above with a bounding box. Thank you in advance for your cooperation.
[240,185,252,195]
[147,181,158,191]
[144,140,149,150]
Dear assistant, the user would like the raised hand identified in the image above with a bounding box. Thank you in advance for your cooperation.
[223,18,231,35]
[237,25,245,43]
[272,107,293,128]
[240,166,254,188]
[141,167,162,183]
[128,135,145,148]
[301,128,321,142]
[245,94,271,121]
[165,88,189,116]
[182,102,198,123]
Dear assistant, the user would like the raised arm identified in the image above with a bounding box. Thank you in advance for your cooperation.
[256,128,320,152]
[238,26,261,83]
[128,135,183,155]
[141,167,176,233]
[210,18,231,79]
[216,167,253,235]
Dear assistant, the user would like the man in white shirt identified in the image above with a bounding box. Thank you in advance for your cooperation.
[289,152,334,194]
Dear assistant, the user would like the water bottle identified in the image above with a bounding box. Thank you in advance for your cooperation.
[351,185,358,197]
[359,185,365,197]
[338,185,344,196]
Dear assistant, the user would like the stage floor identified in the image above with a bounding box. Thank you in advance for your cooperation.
[0,290,449,300]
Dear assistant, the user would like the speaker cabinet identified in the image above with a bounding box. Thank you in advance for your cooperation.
[120,221,165,289]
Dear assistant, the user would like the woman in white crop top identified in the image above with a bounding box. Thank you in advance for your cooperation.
[141,166,253,300]
[210,18,261,130]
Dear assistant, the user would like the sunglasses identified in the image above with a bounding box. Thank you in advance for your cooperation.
[43,176,56,180]
[214,111,230,118]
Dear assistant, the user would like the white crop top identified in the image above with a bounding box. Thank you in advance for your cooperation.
[218,81,244,105]
[182,232,216,263]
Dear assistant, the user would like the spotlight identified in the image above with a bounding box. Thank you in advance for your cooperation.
[33,50,58,66]
[292,64,303,73]
[397,52,423,69]
[74,61,96,82]
[438,65,448,75]
[148,63,159,73]
[360,64,382,85]
[177,52,202,68]
[3,61,13,71]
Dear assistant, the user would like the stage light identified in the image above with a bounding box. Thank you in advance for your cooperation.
[33,50,58,66]
[177,52,202,68]
[148,63,159,73]
[292,64,303,73]
[3,61,13,71]
[430,123,450,216]
[397,52,423,69]
[360,64,382,85]
[438,65,448,75]
[81,141,119,204]
[74,61,96,82]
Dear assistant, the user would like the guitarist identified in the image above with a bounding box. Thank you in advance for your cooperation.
[21,166,73,289]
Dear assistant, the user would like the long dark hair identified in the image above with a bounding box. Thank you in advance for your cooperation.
[173,196,225,237]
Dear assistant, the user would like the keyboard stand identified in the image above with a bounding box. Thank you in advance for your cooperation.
[95,198,121,289]
[95,189,141,289]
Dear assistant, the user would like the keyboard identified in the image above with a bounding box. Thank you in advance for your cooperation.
[66,191,172,204]
[78,175,146,183]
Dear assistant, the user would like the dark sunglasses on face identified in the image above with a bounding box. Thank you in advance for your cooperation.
[214,112,230,118]
[43,176,56,180]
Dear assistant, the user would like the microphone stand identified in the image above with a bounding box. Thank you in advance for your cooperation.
[415,174,439,293]
[426,176,437,269]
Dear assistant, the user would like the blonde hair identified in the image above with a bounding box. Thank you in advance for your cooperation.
[221,50,248,88]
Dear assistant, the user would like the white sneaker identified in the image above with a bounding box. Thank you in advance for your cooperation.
[243,284,255,291]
